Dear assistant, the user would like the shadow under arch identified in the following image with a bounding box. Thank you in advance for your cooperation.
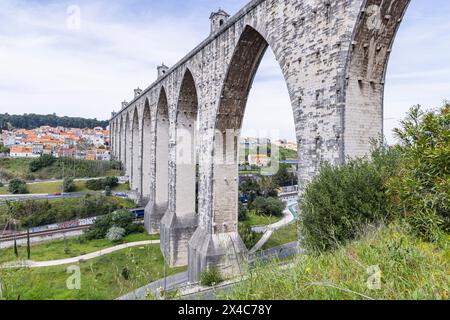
[131,108,140,194]
[124,112,131,179]
[160,68,200,267]
[141,98,152,201]
[175,67,199,218]
[211,25,291,235]
[118,116,124,170]
[145,86,170,234]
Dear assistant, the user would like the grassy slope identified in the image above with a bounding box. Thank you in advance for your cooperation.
[0,196,137,228]
[0,180,129,195]
[0,233,159,264]
[0,244,185,300]
[0,157,122,182]
[262,222,299,250]
[245,211,282,227]
[223,223,449,300]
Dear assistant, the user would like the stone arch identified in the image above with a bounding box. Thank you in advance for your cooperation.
[141,98,152,201]
[160,68,200,267]
[343,0,411,159]
[118,117,123,169]
[175,68,199,218]
[131,108,141,193]
[211,25,274,235]
[145,86,170,233]
[123,113,130,177]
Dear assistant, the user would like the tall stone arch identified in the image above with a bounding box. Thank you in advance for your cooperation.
[145,86,170,234]
[141,98,152,202]
[131,108,141,194]
[160,68,200,267]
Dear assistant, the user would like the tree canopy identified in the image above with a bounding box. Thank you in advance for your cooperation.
[0,113,108,131]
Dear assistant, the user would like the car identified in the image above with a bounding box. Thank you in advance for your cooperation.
[54,192,62,196]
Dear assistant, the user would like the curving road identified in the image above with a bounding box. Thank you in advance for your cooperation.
[250,201,298,253]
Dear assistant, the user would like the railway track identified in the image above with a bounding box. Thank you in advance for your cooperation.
[0,225,90,242]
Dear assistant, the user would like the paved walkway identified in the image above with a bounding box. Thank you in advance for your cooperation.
[1,240,160,269]
[250,201,297,253]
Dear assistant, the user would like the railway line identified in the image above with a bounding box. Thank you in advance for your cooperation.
[0,225,90,242]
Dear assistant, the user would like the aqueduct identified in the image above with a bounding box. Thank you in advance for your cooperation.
[109,0,410,282]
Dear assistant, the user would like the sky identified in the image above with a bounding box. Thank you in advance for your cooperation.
[0,0,449,144]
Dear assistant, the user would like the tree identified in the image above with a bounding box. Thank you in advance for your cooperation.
[62,177,75,193]
[8,179,28,194]
[238,203,249,221]
[29,154,56,172]
[389,104,450,241]
[273,164,296,187]
[251,197,286,217]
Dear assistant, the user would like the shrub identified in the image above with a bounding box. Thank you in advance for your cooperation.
[0,182,3,187]
[200,266,224,287]
[388,104,450,241]
[299,158,390,253]
[238,222,260,249]
[62,177,75,193]
[121,267,130,280]
[106,226,126,242]
[84,214,113,240]
[238,203,248,221]
[251,197,286,217]
[84,209,136,240]
[8,178,28,194]
[29,154,56,172]
[86,177,118,191]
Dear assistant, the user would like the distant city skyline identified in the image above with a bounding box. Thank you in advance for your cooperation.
[0,0,449,144]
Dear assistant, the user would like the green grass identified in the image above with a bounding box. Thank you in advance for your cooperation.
[0,232,159,264]
[223,222,449,300]
[0,244,185,300]
[245,211,282,227]
[0,180,129,195]
[0,157,122,182]
[262,222,299,250]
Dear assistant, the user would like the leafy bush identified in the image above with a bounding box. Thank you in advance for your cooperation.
[86,177,118,191]
[238,203,248,221]
[251,197,286,217]
[0,182,3,187]
[29,154,56,172]
[299,157,391,253]
[200,266,224,287]
[106,226,126,242]
[1,195,135,229]
[273,164,297,187]
[8,179,28,194]
[238,222,260,249]
[84,209,136,240]
[388,105,450,241]
[62,177,75,193]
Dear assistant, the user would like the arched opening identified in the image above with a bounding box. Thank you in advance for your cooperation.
[175,68,199,218]
[131,109,141,193]
[119,117,124,171]
[210,25,297,249]
[122,113,130,178]
[125,112,132,182]
[141,99,152,201]
[154,87,169,217]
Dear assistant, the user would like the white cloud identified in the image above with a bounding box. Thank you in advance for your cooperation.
[0,0,448,145]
